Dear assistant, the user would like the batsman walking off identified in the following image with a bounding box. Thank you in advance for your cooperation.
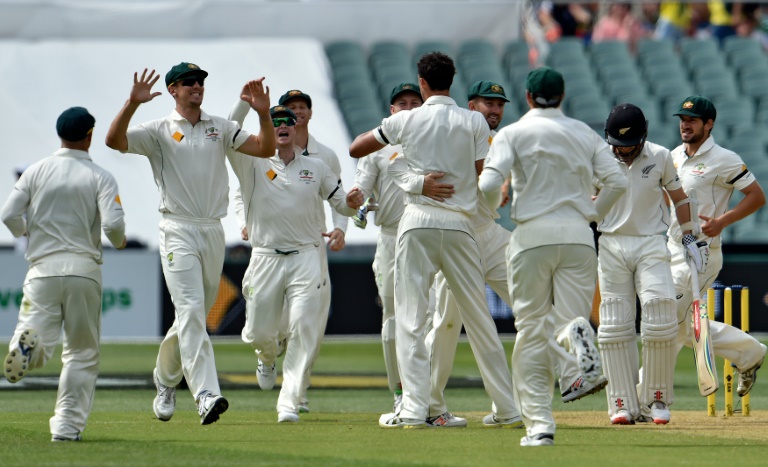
[106,63,275,425]
[597,103,698,426]
[479,67,627,446]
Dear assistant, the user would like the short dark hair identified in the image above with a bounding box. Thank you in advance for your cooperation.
[417,52,455,92]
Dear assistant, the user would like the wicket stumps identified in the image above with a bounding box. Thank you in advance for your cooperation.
[706,284,750,417]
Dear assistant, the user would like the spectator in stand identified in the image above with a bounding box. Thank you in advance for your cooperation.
[592,3,649,52]
[654,2,693,43]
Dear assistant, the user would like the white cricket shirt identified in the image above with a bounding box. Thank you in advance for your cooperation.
[304,134,348,233]
[480,107,627,250]
[0,149,125,280]
[598,141,682,236]
[125,109,250,220]
[373,95,490,235]
[668,136,756,249]
[353,144,406,235]
[228,149,355,250]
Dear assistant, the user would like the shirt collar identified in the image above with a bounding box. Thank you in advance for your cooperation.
[423,95,457,106]
[304,133,318,155]
[54,148,91,160]
[169,109,211,123]
[688,135,715,158]
[520,107,565,120]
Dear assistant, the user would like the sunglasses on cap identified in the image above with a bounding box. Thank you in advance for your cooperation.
[272,117,296,127]
[177,76,205,87]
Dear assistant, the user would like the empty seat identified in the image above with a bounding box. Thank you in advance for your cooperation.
[413,41,453,63]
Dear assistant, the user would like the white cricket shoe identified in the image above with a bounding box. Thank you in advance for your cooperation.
[737,354,764,397]
[278,411,300,423]
[568,318,603,383]
[378,412,425,429]
[298,400,310,413]
[152,368,176,421]
[197,391,229,425]
[482,413,524,428]
[426,412,467,428]
[520,433,554,446]
[561,374,608,403]
[4,329,38,383]
[610,409,634,425]
[51,434,81,442]
[257,360,276,390]
[649,401,670,425]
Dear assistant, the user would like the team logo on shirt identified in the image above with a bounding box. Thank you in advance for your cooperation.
[691,163,707,178]
[298,169,315,184]
[205,127,220,142]
[640,164,655,178]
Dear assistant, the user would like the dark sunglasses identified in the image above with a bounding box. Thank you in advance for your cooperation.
[178,76,205,87]
[272,117,296,127]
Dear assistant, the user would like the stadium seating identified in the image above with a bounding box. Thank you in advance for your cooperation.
[323,36,768,243]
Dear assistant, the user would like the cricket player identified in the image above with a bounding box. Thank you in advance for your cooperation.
[415,81,605,428]
[350,52,519,430]
[479,67,628,446]
[228,101,360,422]
[350,83,424,412]
[666,96,767,401]
[105,64,276,425]
[597,103,699,426]
[2,107,127,441]
[279,89,347,413]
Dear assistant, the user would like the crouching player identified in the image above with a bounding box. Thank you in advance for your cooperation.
[228,99,361,423]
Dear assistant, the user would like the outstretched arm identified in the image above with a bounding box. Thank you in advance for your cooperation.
[235,78,276,158]
[106,69,163,152]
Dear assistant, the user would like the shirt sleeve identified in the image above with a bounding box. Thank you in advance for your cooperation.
[387,154,424,195]
[661,149,682,192]
[473,113,491,162]
[353,152,380,198]
[592,135,629,220]
[125,123,160,157]
[721,152,756,191]
[322,148,349,233]
[228,99,250,127]
[0,173,31,238]
[96,170,126,248]
[226,119,251,152]
[233,186,246,230]
[483,130,514,180]
[377,111,407,146]
[320,165,356,217]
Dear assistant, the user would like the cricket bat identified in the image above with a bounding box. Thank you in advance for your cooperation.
[690,263,718,396]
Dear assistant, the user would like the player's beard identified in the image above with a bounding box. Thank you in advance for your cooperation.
[681,126,706,145]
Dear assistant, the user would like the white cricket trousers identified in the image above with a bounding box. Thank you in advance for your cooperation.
[241,245,323,415]
[10,275,101,439]
[509,243,597,436]
[298,242,332,405]
[156,216,225,400]
[669,244,767,370]
[372,231,400,393]
[395,227,518,421]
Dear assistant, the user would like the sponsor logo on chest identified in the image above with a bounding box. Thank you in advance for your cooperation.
[640,164,655,179]
[205,126,220,142]
[298,169,315,184]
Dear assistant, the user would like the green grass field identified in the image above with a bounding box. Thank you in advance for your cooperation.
[2,338,768,466]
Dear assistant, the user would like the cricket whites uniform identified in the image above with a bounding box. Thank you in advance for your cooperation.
[353,144,406,394]
[298,134,347,405]
[374,95,519,424]
[125,110,250,402]
[668,136,767,370]
[480,107,627,436]
[228,147,355,416]
[596,142,681,420]
[1,149,126,440]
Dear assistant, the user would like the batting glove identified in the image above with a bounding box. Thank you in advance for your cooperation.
[683,234,708,273]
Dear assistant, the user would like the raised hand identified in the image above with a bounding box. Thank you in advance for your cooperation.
[130,69,162,105]
[242,78,270,115]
